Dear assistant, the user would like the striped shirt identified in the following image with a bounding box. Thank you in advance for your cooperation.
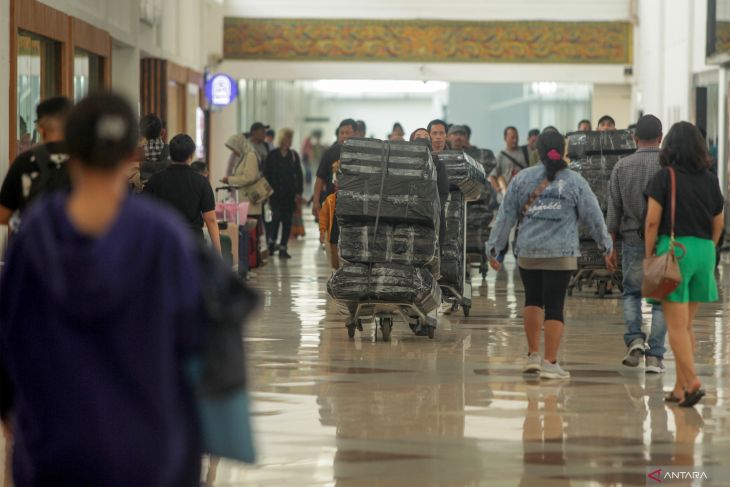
[606,147,662,244]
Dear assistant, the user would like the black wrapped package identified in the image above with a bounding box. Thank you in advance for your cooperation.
[466,193,495,254]
[338,223,438,267]
[439,191,465,291]
[566,130,636,159]
[466,147,497,175]
[437,151,488,201]
[337,138,440,228]
[327,263,442,312]
[570,154,624,212]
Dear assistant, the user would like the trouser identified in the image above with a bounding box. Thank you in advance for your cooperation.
[267,206,294,249]
[328,243,340,269]
[518,267,573,322]
[622,243,667,358]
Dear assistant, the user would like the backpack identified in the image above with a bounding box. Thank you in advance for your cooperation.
[28,145,70,203]
[140,144,171,183]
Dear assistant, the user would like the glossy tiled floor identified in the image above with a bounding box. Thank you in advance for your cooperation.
[2,225,729,486]
[206,227,730,487]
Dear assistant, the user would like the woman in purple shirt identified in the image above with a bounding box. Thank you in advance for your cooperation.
[0,93,206,485]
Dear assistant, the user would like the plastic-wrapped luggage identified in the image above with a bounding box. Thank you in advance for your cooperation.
[338,222,438,267]
[337,138,440,228]
[439,191,465,290]
[327,263,442,313]
[570,154,624,212]
[437,151,488,201]
[466,147,497,175]
[466,191,495,253]
[566,130,636,159]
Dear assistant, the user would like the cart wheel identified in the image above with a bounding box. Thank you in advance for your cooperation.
[347,325,356,338]
[463,305,471,317]
[597,281,607,298]
[380,317,392,342]
[428,326,435,339]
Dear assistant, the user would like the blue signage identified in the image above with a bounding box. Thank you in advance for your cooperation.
[205,73,238,107]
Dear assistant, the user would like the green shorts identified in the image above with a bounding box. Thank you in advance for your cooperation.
[651,235,718,303]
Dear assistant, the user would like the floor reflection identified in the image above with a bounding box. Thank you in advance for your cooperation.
[2,225,729,487]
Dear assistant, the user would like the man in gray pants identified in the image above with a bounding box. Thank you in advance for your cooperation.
[606,115,668,373]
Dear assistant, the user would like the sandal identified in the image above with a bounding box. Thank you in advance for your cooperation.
[664,391,682,403]
[679,388,705,408]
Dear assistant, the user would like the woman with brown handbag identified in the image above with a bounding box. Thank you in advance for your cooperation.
[644,122,725,407]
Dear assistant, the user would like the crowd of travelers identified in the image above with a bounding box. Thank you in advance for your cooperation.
[0,89,725,484]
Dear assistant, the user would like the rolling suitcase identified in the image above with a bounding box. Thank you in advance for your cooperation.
[238,224,250,278]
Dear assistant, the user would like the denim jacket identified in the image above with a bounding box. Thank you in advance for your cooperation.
[486,165,613,258]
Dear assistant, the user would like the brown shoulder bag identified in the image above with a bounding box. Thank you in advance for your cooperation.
[642,167,686,300]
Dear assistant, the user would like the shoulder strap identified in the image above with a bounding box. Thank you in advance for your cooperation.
[668,167,676,238]
[31,144,52,180]
[518,179,550,224]
[500,150,526,170]
[521,145,530,166]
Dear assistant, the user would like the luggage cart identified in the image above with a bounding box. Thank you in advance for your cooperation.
[440,194,473,317]
[567,240,623,298]
[215,186,249,279]
[344,301,438,341]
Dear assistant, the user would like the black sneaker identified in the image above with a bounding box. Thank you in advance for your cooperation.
[279,249,292,259]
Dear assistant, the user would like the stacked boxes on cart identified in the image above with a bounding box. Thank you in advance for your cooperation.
[327,138,441,312]
[567,130,636,267]
[465,149,497,255]
[436,150,488,294]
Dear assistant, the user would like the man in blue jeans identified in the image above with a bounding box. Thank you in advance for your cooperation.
[606,115,667,373]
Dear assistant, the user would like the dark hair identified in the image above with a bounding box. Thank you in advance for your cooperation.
[65,92,138,169]
[536,130,567,181]
[36,96,72,121]
[356,120,367,133]
[191,160,208,175]
[392,122,404,132]
[140,114,162,140]
[634,114,662,141]
[503,126,518,137]
[427,119,447,133]
[577,119,591,129]
[169,134,196,162]
[528,128,540,138]
[265,129,275,138]
[542,126,558,133]
[339,118,357,131]
[659,122,711,173]
[409,128,430,141]
[597,115,616,127]
[463,124,472,138]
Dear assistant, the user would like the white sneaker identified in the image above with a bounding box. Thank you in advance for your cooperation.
[540,361,571,380]
[523,352,542,373]
[645,356,665,374]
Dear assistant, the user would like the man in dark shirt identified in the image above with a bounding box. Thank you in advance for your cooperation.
[312,119,357,218]
[144,134,221,254]
[0,96,72,230]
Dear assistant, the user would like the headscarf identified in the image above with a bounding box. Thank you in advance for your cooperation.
[225,133,257,170]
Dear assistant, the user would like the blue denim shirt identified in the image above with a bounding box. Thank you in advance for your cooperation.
[486,165,613,258]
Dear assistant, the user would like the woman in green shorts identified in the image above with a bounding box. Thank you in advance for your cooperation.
[644,121,725,407]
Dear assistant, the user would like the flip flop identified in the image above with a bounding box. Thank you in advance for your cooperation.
[678,388,706,408]
[664,391,682,403]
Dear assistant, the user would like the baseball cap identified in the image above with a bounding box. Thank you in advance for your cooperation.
[448,125,468,136]
[250,122,270,132]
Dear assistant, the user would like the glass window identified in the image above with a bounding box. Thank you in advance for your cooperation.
[73,48,104,102]
[17,30,61,152]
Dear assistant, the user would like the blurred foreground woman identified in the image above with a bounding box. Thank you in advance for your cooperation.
[0,93,207,485]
